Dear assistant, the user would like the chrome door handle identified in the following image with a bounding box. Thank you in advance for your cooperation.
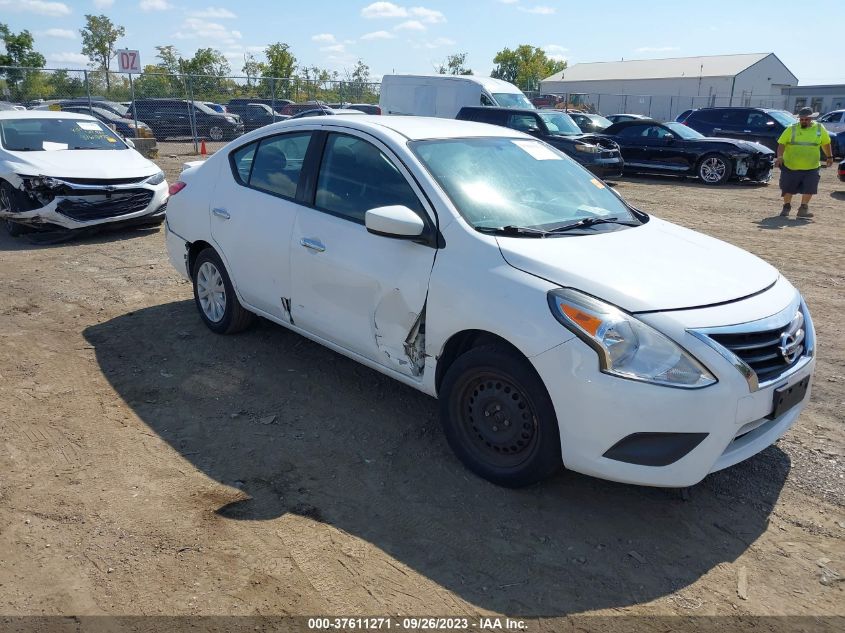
[712,128,722,132]
[212,207,230,220]
[300,237,326,252]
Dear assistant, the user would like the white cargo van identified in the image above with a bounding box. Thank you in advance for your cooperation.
[379,74,534,118]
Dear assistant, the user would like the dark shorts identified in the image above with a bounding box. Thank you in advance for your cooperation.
[779,166,820,195]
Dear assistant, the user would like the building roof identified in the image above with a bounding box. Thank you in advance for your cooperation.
[543,53,776,83]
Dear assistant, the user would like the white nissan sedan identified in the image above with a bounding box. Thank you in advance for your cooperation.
[164,115,815,488]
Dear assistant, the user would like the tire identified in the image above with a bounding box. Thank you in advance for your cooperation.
[191,248,254,334]
[697,153,732,185]
[208,126,225,141]
[1,181,31,237]
[439,344,562,487]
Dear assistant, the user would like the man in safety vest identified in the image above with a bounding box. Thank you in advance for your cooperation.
[776,106,834,218]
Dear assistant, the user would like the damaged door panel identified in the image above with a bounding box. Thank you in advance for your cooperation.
[374,292,427,376]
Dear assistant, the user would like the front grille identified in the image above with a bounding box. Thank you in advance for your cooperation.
[709,311,805,383]
[57,189,154,221]
[55,177,149,185]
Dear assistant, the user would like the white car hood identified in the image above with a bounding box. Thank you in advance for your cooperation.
[2,148,158,179]
[497,217,778,313]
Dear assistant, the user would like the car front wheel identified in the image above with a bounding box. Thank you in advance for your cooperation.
[698,154,732,185]
[1,181,31,237]
[439,344,562,487]
[192,248,254,334]
[208,126,225,141]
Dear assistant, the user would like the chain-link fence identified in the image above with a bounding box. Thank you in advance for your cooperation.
[529,91,791,121]
[1,66,381,154]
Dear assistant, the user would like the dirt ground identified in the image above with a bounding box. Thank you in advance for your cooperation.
[1,145,843,628]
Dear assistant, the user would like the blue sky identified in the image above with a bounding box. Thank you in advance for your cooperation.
[1,0,843,85]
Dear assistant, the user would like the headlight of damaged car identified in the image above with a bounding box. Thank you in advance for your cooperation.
[145,171,166,185]
[548,288,716,388]
[574,144,601,154]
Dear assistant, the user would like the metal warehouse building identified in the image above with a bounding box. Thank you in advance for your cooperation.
[540,53,797,121]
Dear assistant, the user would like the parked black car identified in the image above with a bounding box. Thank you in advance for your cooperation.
[328,102,382,115]
[564,111,613,133]
[128,99,244,141]
[839,158,845,183]
[682,107,798,151]
[456,107,624,178]
[287,107,366,120]
[33,103,154,138]
[224,103,288,131]
[605,113,650,124]
[40,97,129,117]
[601,119,774,185]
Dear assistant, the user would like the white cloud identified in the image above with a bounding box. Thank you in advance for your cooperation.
[362,2,408,18]
[395,20,426,31]
[409,7,445,23]
[519,5,555,14]
[174,18,242,45]
[544,44,568,54]
[547,54,567,63]
[635,46,680,53]
[320,44,346,53]
[139,0,173,11]
[47,52,89,65]
[93,0,114,8]
[0,0,71,17]
[190,7,237,18]
[361,30,396,40]
[415,36,454,50]
[361,3,446,23]
[38,28,77,39]
[498,0,519,3]
[311,33,336,43]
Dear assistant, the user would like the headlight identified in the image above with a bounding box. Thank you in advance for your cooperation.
[548,288,716,388]
[145,171,166,185]
[575,144,600,153]
[225,116,236,123]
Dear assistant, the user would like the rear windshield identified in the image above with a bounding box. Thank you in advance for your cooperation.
[0,118,127,151]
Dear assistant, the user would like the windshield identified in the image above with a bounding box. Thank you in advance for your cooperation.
[411,137,636,232]
[193,102,217,115]
[769,110,798,126]
[492,92,535,109]
[538,111,582,136]
[665,122,704,139]
[585,114,612,129]
[0,118,127,151]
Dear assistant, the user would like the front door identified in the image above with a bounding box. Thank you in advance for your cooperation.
[211,130,314,320]
[289,132,437,376]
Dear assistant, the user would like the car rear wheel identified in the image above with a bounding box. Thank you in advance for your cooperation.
[208,126,225,141]
[698,154,732,185]
[439,344,562,487]
[192,248,254,334]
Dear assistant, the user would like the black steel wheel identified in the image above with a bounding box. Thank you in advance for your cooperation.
[439,344,562,487]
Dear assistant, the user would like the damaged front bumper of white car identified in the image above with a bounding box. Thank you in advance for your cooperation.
[1,172,169,231]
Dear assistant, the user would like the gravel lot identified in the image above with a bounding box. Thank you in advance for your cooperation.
[1,145,843,625]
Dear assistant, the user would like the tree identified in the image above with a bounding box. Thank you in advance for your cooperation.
[49,69,85,98]
[154,45,181,75]
[345,59,374,102]
[262,42,297,98]
[80,14,125,92]
[242,53,264,88]
[490,45,566,91]
[437,52,472,76]
[0,23,46,93]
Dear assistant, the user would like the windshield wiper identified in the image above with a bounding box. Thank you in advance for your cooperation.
[476,225,550,237]
[546,216,639,233]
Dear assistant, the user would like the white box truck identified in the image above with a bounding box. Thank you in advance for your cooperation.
[379,74,534,118]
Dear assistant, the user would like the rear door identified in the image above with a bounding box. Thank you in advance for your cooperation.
[288,130,437,376]
[210,131,314,320]
[708,109,746,141]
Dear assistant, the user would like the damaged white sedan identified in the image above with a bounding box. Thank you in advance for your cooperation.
[0,111,168,236]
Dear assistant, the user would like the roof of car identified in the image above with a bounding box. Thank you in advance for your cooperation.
[0,110,96,121]
[273,115,527,141]
[602,119,662,134]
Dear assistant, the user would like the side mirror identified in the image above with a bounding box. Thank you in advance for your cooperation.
[663,133,675,143]
[125,138,136,148]
[365,205,425,239]
[526,126,542,136]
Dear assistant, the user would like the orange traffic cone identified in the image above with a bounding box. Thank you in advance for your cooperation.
[200,139,207,156]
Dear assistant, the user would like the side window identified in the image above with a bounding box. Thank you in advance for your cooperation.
[480,94,495,107]
[507,114,539,132]
[315,134,424,223]
[248,132,312,198]
[616,124,649,138]
[747,112,771,129]
[230,141,258,185]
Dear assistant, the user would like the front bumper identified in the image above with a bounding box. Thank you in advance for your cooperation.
[0,176,169,231]
[530,289,815,487]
